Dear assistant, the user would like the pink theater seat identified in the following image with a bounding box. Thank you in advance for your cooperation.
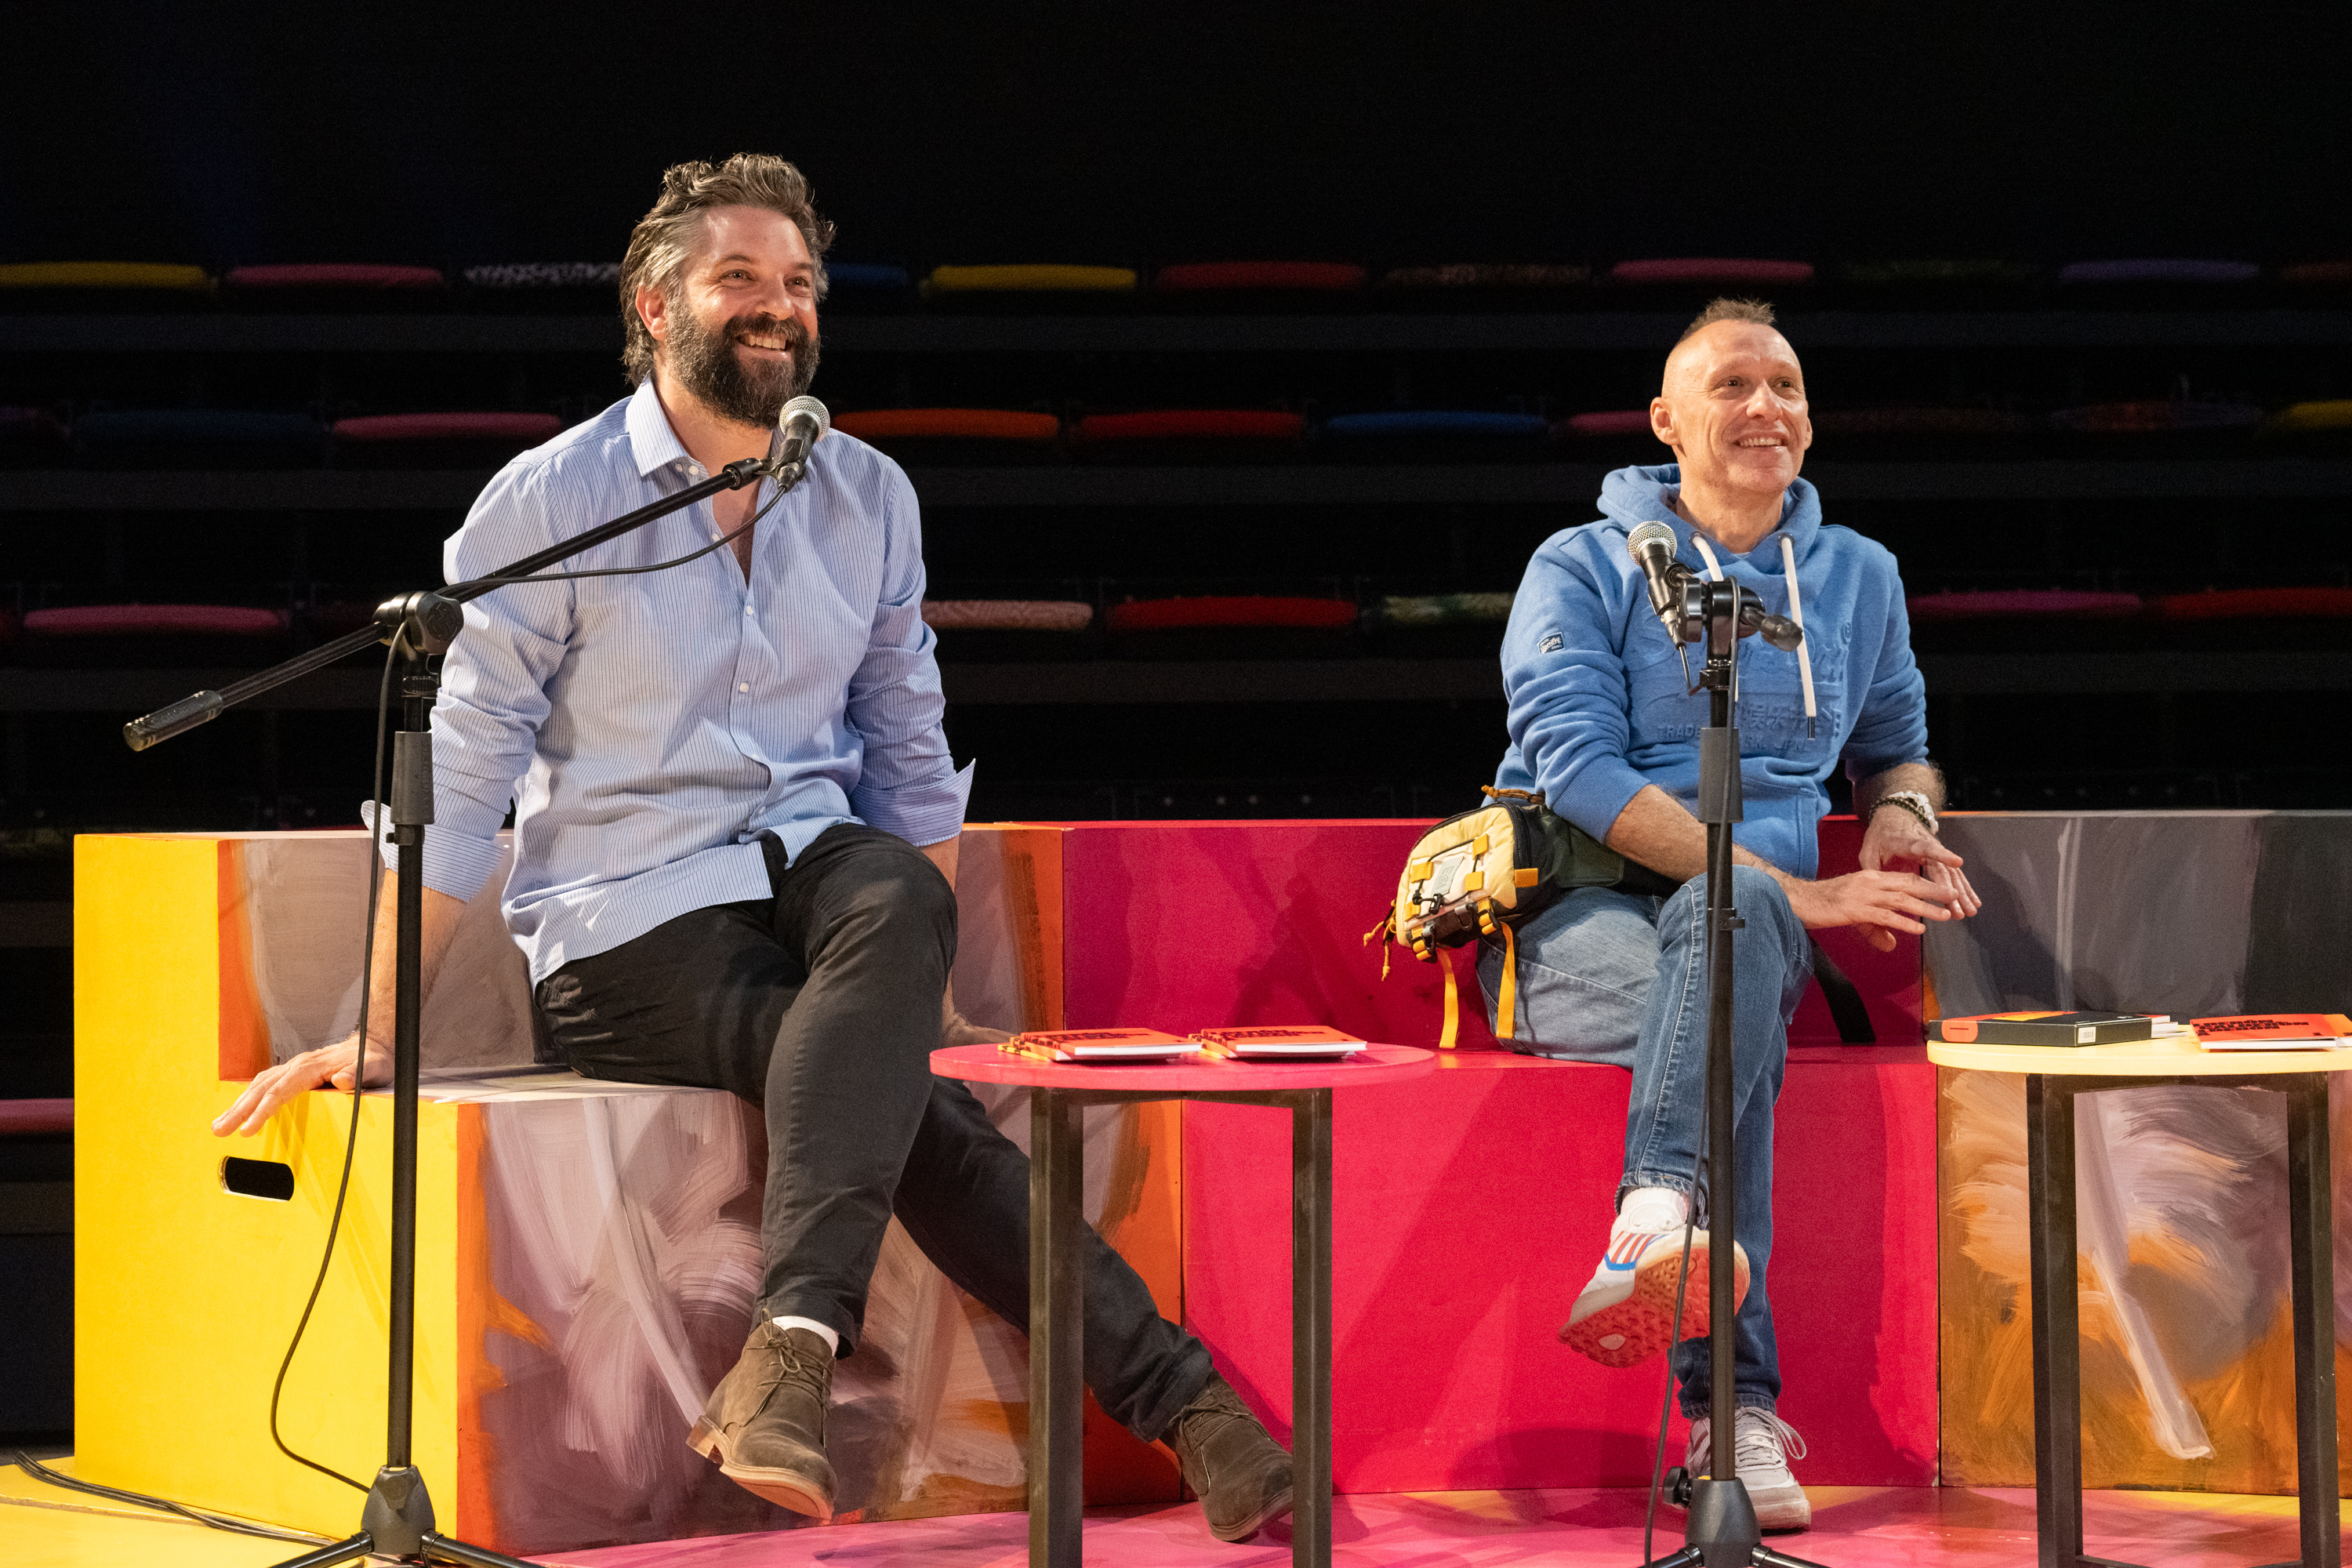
[2152,586,2352,649]
[224,263,448,311]
[0,1099,72,1135]
[1108,596,1357,633]
[332,412,564,469]
[1608,258,1816,289]
[1906,590,2146,654]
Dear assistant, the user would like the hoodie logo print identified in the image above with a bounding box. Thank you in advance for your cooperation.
[1541,632,1564,654]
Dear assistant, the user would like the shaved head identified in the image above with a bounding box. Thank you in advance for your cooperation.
[1662,318,1800,396]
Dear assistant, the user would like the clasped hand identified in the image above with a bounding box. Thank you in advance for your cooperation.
[1788,810,1982,953]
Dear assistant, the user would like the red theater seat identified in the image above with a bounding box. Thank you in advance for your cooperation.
[20,604,290,667]
[332,412,565,469]
[832,408,1062,463]
[1552,408,1659,460]
[921,598,1096,661]
[2151,586,2352,649]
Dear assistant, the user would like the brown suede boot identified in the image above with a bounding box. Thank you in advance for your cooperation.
[1166,1374,1294,1543]
[688,1322,837,1519]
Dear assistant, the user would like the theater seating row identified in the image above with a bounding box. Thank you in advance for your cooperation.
[5,586,2345,666]
[5,256,2350,313]
[7,398,2350,470]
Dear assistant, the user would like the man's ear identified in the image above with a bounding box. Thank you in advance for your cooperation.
[1650,395,1677,451]
[634,285,670,347]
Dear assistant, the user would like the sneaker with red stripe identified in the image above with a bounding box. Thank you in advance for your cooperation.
[1558,1223,1750,1368]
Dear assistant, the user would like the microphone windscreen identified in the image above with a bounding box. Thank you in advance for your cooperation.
[783,395,830,442]
[1626,520,1675,561]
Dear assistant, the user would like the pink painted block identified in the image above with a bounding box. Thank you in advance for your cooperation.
[1181,1051,1940,1494]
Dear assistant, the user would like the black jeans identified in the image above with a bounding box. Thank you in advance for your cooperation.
[532,823,1213,1443]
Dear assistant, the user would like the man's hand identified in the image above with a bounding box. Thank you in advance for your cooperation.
[1859,804,1982,924]
[211,1033,392,1138]
[942,1007,1012,1047]
[1784,870,1965,952]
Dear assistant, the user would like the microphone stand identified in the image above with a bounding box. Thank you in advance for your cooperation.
[1642,573,1829,1568]
[125,450,803,1568]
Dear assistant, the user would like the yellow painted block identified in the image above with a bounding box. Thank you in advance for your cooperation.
[73,833,468,1539]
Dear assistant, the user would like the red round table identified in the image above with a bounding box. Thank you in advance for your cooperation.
[931,1044,1436,1568]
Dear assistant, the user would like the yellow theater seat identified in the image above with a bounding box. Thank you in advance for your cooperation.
[0,261,212,292]
[923,263,1138,294]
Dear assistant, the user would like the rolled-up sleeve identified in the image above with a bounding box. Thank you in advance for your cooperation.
[368,459,575,898]
[1506,550,1654,844]
[1843,567,1929,779]
[844,469,972,845]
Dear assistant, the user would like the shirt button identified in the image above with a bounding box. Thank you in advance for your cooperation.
[738,682,750,693]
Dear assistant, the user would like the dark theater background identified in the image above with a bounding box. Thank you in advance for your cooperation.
[1,0,2348,1392]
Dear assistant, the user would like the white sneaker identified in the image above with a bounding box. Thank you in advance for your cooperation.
[1559,1221,1750,1369]
[1674,1408,1811,1532]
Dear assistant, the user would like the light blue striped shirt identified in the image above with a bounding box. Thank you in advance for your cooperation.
[404,380,972,982]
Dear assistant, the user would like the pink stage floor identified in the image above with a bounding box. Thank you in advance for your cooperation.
[541,1486,2309,1568]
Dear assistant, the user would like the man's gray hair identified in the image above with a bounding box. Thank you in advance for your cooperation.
[1675,297,1777,345]
[619,154,834,384]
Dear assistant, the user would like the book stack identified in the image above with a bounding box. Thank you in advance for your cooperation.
[997,1025,1373,1064]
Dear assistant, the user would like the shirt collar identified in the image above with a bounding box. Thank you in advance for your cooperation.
[624,378,696,479]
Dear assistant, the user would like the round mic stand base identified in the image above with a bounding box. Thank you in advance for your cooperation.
[1637,577,1831,1568]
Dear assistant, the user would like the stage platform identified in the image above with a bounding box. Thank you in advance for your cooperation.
[0,1458,2310,1568]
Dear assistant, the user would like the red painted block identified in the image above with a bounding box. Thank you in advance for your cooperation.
[1051,816,1935,1493]
[1181,1052,1938,1493]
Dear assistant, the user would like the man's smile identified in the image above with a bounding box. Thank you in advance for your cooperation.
[1735,434,1788,448]
[735,329,793,357]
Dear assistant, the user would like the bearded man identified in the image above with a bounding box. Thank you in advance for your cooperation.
[213,154,1294,1543]
[1482,299,1979,1530]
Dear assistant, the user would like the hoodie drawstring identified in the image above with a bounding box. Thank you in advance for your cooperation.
[1691,533,1819,741]
[1778,534,1817,739]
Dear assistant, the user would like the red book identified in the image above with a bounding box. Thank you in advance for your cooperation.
[1190,1025,1366,1060]
[2190,1013,2352,1050]
[1002,1028,1196,1064]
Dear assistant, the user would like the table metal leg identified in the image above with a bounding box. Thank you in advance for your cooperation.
[1292,1088,1334,1568]
[2280,1075,2340,1568]
[1029,1089,1085,1568]
[2028,1076,2088,1568]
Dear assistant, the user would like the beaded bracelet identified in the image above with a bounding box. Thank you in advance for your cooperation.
[1869,789,1938,834]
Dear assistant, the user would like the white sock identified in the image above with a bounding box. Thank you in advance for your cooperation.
[772,1316,840,1356]
[1617,1187,1690,1232]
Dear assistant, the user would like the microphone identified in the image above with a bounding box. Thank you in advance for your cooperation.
[769,395,829,473]
[1625,520,1684,623]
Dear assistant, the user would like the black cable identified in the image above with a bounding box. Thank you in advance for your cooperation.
[6,1450,328,1544]
[447,471,783,593]
[1641,1135,1711,1568]
[263,630,405,1495]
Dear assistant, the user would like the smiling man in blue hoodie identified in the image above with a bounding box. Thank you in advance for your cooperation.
[1481,299,1980,1530]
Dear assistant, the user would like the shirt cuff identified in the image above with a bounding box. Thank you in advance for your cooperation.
[357,800,508,902]
[851,760,975,847]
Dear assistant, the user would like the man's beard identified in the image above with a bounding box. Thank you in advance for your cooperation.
[666,302,820,428]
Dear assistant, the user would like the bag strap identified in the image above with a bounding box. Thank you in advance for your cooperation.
[1495,922,1517,1041]
[1808,937,1876,1044]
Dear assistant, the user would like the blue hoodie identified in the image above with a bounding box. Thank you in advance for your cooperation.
[1493,463,1927,880]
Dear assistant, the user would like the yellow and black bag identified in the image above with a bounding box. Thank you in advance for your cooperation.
[1367,786,1675,1047]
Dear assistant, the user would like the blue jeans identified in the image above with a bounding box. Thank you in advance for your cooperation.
[1476,866,1811,1415]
